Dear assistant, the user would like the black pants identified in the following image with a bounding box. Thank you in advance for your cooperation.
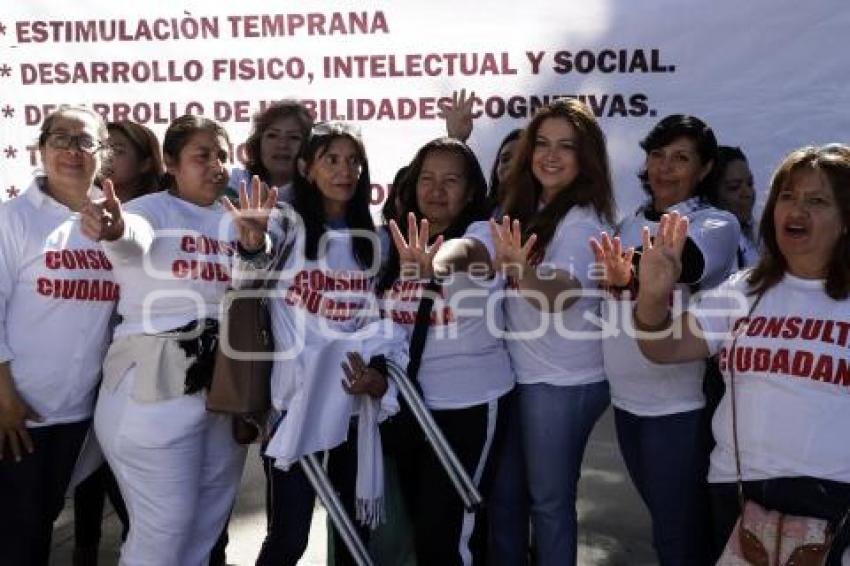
[256,424,367,566]
[393,396,507,566]
[0,420,90,566]
[73,462,130,547]
[711,477,850,565]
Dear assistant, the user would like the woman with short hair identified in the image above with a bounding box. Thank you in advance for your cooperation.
[0,106,116,565]
[595,143,850,564]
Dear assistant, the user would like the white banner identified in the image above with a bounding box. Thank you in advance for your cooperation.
[1,0,847,216]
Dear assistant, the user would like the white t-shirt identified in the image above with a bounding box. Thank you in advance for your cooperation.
[249,209,391,411]
[467,205,609,387]
[602,198,740,416]
[694,271,850,483]
[380,270,514,409]
[0,180,115,426]
[103,191,235,337]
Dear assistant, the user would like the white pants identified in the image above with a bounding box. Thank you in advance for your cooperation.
[94,368,247,566]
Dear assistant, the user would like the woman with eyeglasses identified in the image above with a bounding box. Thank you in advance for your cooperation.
[0,106,117,565]
[228,121,397,566]
[82,115,247,566]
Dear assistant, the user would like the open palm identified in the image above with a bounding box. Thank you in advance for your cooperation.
[222,175,278,252]
[637,212,689,301]
[589,232,634,288]
[388,212,444,280]
[490,216,537,279]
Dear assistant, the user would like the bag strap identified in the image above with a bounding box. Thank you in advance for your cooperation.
[405,279,441,390]
[730,290,850,540]
[730,290,765,508]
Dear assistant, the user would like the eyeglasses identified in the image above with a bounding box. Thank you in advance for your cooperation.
[46,132,105,154]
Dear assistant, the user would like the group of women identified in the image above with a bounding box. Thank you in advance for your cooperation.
[0,91,847,566]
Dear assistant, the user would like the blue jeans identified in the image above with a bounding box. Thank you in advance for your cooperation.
[614,407,710,566]
[519,381,610,566]
[487,390,531,566]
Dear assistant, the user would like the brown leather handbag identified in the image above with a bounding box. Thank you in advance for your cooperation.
[207,242,289,444]
[206,289,273,416]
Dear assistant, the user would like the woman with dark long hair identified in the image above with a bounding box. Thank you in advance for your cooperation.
[228,121,399,566]
[428,98,617,564]
[380,137,513,564]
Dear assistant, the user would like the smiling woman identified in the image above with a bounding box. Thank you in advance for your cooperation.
[0,106,115,565]
[592,114,739,564]
[228,99,313,204]
[609,144,850,564]
[375,136,506,565]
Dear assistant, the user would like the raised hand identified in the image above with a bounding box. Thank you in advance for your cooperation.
[221,175,278,252]
[490,215,537,279]
[589,232,635,288]
[80,179,125,241]
[388,212,444,280]
[341,352,387,399]
[637,212,689,302]
[439,89,476,142]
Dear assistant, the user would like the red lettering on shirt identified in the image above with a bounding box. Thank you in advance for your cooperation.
[35,277,119,302]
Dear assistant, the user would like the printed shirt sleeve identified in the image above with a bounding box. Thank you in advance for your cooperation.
[0,206,23,362]
[687,209,741,285]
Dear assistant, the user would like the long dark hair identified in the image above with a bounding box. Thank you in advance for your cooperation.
[500,99,615,259]
[378,137,490,292]
[291,122,376,269]
[748,144,850,300]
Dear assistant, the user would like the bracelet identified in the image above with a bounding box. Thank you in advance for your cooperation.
[237,240,266,259]
[633,305,672,333]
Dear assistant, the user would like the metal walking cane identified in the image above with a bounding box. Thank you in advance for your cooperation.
[298,453,375,566]
[385,359,483,511]
[295,359,482,566]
